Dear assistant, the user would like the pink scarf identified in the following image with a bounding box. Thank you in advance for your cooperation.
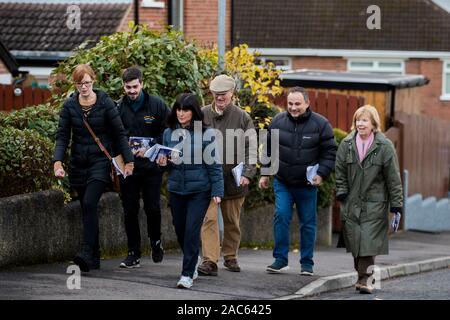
[356,132,374,162]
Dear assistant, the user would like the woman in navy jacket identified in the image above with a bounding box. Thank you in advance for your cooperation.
[157,93,224,289]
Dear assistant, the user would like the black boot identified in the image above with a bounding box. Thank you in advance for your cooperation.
[150,240,164,263]
[74,245,100,272]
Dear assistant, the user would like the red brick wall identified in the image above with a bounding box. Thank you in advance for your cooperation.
[119,0,168,32]
[406,58,450,120]
[183,0,232,47]
[118,0,231,48]
[292,56,347,71]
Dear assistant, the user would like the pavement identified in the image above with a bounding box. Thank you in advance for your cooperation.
[0,231,449,300]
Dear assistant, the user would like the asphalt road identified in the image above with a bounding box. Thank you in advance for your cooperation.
[306,268,450,300]
[0,250,316,300]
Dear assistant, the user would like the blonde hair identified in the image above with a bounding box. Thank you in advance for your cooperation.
[72,64,96,83]
[351,105,381,132]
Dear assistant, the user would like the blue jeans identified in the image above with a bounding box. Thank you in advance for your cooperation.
[273,178,317,269]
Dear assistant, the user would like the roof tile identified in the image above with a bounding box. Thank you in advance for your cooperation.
[0,2,129,52]
[233,0,450,52]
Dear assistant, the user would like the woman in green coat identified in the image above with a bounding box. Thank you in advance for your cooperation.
[335,105,403,294]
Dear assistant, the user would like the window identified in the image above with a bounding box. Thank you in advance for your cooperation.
[0,73,12,85]
[442,61,450,100]
[141,0,165,8]
[256,56,292,71]
[348,59,404,74]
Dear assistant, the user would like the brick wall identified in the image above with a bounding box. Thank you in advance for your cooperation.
[119,0,168,32]
[118,0,231,48]
[183,0,232,47]
[292,56,347,71]
[406,58,450,120]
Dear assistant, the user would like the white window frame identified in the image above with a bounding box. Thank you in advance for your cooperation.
[347,59,405,74]
[141,0,165,8]
[0,73,12,85]
[258,56,292,71]
[441,60,450,101]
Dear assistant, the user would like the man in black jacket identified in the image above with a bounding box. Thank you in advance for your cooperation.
[259,86,337,276]
[117,66,170,268]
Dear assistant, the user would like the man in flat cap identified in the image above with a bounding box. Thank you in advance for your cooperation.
[197,74,256,276]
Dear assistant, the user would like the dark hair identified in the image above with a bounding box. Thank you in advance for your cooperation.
[122,66,143,83]
[288,86,309,102]
[166,93,205,129]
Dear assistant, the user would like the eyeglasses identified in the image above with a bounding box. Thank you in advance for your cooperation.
[75,81,93,87]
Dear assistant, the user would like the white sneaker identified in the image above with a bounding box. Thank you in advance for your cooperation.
[177,276,193,289]
[193,256,201,280]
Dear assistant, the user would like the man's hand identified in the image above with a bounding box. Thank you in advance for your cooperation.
[312,175,322,186]
[259,176,270,189]
[213,196,221,204]
[156,155,168,166]
[240,176,250,187]
[124,162,134,177]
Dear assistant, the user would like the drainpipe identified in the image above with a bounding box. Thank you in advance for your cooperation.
[169,0,183,31]
[218,0,226,72]
[134,0,139,28]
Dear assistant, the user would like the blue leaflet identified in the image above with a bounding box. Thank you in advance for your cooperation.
[129,136,155,156]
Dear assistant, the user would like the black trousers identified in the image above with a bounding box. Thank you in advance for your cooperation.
[169,190,211,278]
[120,173,163,256]
[75,180,107,255]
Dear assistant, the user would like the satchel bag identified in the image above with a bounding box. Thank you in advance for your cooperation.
[82,118,124,193]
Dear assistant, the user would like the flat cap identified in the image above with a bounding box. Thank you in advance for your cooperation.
[209,74,236,93]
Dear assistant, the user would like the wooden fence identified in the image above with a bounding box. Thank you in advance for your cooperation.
[393,111,450,198]
[274,90,365,132]
[0,85,51,112]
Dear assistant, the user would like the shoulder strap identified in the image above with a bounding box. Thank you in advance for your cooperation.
[115,97,123,110]
[82,118,112,161]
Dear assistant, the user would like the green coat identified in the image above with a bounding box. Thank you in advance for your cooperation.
[335,131,403,257]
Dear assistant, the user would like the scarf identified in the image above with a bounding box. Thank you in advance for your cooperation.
[356,132,374,162]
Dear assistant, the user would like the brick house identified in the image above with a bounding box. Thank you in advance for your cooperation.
[3,0,448,121]
[232,0,450,121]
[0,0,232,86]
[0,39,20,84]
[0,0,130,86]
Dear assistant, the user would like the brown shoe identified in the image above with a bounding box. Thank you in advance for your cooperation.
[224,259,241,272]
[359,284,373,294]
[197,261,218,276]
[355,283,362,291]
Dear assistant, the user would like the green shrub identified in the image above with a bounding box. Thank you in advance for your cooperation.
[0,126,54,198]
[244,174,275,210]
[333,128,348,145]
[0,103,60,141]
[52,24,216,107]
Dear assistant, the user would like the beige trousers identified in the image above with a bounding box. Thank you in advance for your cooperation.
[200,197,245,263]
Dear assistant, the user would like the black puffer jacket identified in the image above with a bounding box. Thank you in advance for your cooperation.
[53,90,134,187]
[265,108,337,187]
[117,90,170,174]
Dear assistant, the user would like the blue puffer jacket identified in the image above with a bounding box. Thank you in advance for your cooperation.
[162,126,224,197]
